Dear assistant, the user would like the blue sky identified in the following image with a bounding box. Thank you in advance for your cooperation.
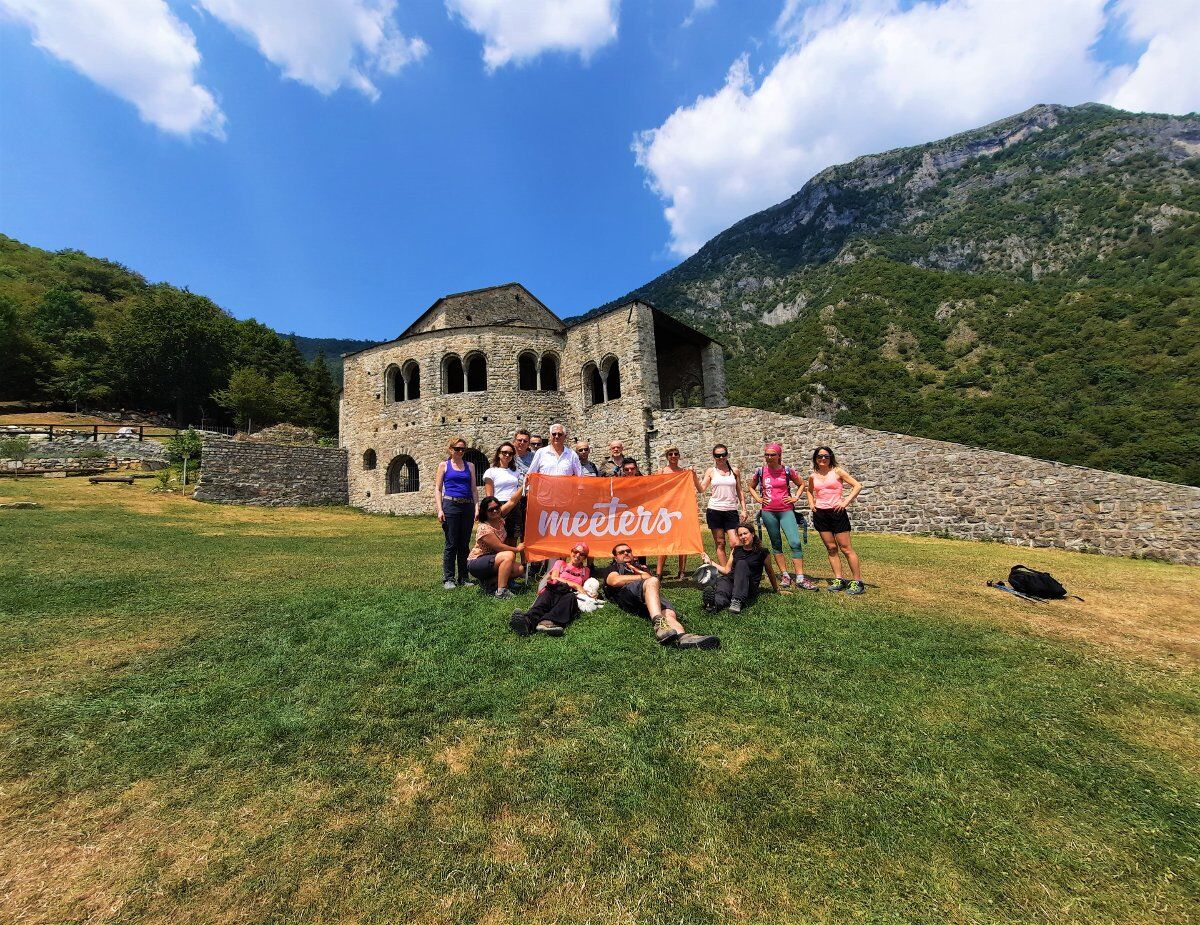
[1,1,1196,340]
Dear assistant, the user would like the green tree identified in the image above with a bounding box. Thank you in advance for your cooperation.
[213,367,278,433]
[167,427,204,485]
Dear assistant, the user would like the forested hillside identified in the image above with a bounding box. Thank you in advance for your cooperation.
[600,104,1200,485]
[0,236,340,433]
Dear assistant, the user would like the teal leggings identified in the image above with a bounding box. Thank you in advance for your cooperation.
[761,509,805,558]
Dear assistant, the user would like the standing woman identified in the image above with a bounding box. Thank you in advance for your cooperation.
[483,441,524,539]
[655,447,702,580]
[806,446,866,594]
[435,437,478,589]
[699,443,745,568]
[747,443,818,590]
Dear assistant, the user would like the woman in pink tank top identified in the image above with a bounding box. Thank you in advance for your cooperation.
[805,445,866,594]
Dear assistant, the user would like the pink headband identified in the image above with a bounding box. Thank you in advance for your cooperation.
[765,443,783,454]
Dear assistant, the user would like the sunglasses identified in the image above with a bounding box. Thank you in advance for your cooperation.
[713,452,728,459]
[614,548,632,555]
[667,452,680,457]
[486,505,501,512]
[815,454,831,460]
[452,445,466,452]
[499,450,514,456]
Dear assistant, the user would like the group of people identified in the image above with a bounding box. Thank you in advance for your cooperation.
[434,425,868,649]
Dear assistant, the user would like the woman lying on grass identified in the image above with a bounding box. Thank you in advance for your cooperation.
[509,543,595,637]
[702,522,789,614]
[467,496,524,598]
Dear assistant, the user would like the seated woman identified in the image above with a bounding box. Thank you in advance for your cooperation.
[509,543,594,637]
[701,522,789,614]
[467,496,525,598]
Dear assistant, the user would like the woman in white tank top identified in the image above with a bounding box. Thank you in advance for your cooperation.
[700,443,746,567]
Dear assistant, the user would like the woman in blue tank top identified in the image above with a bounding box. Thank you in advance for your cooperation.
[436,436,478,588]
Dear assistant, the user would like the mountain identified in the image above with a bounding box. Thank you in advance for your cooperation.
[597,104,1200,485]
[288,335,381,376]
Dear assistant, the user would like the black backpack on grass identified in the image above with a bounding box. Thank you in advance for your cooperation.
[1008,565,1067,600]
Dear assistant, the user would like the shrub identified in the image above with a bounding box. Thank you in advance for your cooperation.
[0,435,30,459]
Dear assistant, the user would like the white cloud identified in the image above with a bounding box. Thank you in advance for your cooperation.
[0,0,224,137]
[196,0,427,101]
[683,0,717,28]
[636,0,1200,257]
[447,0,619,70]
[1104,0,1200,115]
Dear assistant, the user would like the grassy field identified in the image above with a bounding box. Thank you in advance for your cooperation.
[1,477,1197,924]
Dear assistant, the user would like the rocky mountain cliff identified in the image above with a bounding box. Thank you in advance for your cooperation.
[601,104,1200,485]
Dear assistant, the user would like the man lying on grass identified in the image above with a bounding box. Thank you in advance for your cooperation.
[605,544,720,650]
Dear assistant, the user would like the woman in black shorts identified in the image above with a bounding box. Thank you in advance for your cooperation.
[805,446,865,595]
[699,443,745,567]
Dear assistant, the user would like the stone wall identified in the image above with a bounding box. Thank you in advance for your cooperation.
[646,406,1200,565]
[194,438,348,506]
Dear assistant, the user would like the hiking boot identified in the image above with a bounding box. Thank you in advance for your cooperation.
[827,579,847,593]
[652,616,681,646]
[509,609,531,636]
[796,577,820,591]
[677,633,721,650]
[729,599,743,614]
[494,588,514,599]
[442,579,457,590]
[846,580,866,595]
[778,573,793,589]
[536,620,564,637]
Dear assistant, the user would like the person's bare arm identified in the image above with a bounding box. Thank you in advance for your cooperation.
[434,462,447,521]
[699,467,713,492]
[478,530,521,555]
[733,466,746,517]
[804,475,817,511]
[702,552,733,575]
[838,467,862,509]
[605,569,645,589]
[747,470,764,506]
[765,555,788,594]
[469,463,478,504]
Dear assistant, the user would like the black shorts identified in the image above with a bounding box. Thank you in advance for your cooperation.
[467,555,497,580]
[706,508,740,532]
[812,507,852,534]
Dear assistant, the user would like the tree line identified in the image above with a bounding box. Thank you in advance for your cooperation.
[0,236,338,433]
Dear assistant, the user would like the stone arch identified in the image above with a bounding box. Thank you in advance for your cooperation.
[384,364,401,403]
[363,448,377,470]
[463,448,488,486]
[386,454,419,493]
[442,354,464,394]
[583,361,603,407]
[402,360,420,400]
[540,352,559,391]
[602,355,621,401]
[465,352,487,392]
[518,351,538,391]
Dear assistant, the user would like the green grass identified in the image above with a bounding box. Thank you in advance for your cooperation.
[1,479,1197,923]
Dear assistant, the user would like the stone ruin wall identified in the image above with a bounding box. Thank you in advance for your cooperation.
[647,406,1199,565]
[194,437,347,507]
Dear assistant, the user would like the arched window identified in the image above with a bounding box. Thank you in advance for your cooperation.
[384,364,401,403]
[463,449,488,486]
[583,362,603,407]
[402,360,420,400]
[540,353,559,391]
[386,455,419,493]
[518,352,538,391]
[465,353,487,392]
[443,354,464,394]
[363,449,377,470]
[603,357,621,401]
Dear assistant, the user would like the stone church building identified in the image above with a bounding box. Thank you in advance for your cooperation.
[339,283,727,515]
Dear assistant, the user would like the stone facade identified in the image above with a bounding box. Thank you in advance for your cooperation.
[339,286,724,514]
[194,437,348,506]
[334,282,1197,564]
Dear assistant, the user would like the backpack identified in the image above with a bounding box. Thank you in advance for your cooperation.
[1007,565,1067,600]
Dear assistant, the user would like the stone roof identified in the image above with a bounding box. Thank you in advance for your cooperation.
[399,283,564,338]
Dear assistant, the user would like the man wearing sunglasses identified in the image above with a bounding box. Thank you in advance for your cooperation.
[605,544,720,650]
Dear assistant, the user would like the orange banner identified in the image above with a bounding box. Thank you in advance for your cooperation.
[523,471,703,561]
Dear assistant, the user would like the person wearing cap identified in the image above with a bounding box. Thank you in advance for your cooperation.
[604,544,720,650]
[747,442,818,590]
[701,521,788,614]
[509,543,594,637]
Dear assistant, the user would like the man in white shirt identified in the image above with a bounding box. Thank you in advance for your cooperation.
[527,424,582,476]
